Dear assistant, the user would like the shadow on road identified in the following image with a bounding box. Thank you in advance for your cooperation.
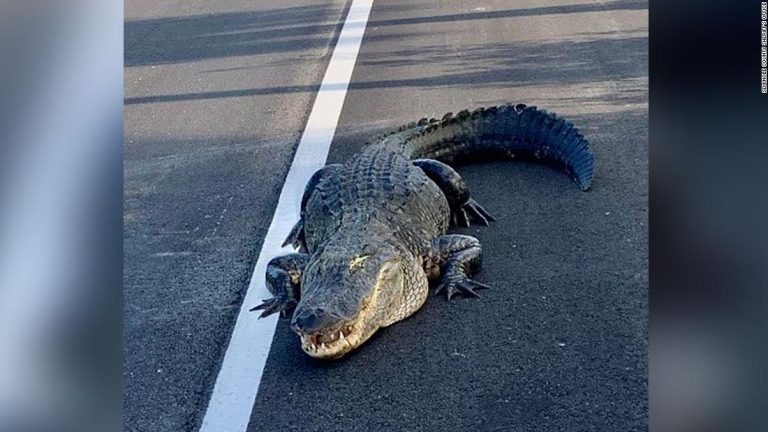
[125,4,423,67]
[366,0,647,27]
[126,5,338,67]
[125,32,646,105]
[125,0,647,105]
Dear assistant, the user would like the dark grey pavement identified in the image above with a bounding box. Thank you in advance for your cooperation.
[124,0,647,431]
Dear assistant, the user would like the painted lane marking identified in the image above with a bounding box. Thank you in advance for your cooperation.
[198,1,374,431]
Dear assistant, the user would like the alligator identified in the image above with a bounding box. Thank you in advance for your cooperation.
[251,103,593,359]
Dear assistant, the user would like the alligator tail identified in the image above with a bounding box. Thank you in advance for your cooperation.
[371,103,594,191]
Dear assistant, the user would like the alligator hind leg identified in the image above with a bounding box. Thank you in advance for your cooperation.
[424,235,490,301]
[412,159,495,227]
[250,253,308,318]
[283,164,342,251]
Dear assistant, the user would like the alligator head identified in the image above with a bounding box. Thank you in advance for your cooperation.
[290,248,406,359]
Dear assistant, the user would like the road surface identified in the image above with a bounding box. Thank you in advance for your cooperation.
[124,0,648,430]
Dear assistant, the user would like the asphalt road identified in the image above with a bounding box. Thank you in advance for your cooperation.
[124,0,648,431]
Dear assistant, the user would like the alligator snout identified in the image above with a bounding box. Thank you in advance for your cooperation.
[290,307,345,334]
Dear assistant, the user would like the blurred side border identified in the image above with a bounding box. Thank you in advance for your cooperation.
[651,0,768,431]
[0,1,123,432]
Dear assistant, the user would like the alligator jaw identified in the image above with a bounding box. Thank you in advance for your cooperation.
[298,309,378,359]
[297,278,387,359]
[299,321,356,359]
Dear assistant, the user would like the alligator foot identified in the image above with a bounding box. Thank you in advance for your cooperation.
[455,198,496,227]
[427,234,489,301]
[250,253,308,318]
[251,296,297,319]
[412,159,495,228]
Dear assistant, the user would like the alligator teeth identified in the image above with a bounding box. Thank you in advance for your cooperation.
[339,332,345,340]
[320,343,326,349]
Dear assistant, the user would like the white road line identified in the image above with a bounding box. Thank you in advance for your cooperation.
[198,1,374,431]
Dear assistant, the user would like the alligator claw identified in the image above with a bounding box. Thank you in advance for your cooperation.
[451,199,495,228]
[283,217,307,252]
[435,277,490,301]
[250,297,296,319]
[457,279,491,297]
[282,218,305,250]
[435,282,457,301]
[458,207,471,228]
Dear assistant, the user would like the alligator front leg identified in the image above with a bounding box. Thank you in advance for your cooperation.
[412,159,495,227]
[250,253,308,318]
[283,164,342,251]
[424,235,490,301]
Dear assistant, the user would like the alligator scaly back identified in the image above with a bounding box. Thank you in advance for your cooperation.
[369,103,594,190]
